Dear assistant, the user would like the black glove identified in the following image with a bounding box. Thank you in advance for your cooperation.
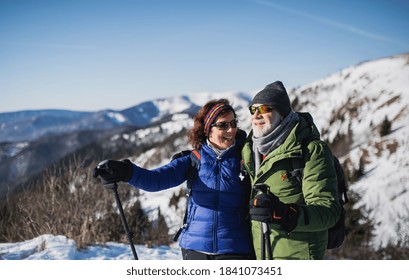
[250,192,299,233]
[92,159,134,185]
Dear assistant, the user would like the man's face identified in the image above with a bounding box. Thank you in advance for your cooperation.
[250,104,283,138]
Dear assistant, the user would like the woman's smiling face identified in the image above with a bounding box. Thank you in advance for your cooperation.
[208,111,237,150]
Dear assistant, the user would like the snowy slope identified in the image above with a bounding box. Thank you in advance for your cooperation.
[292,54,408,145]
[0,234,181,260]
[291,53,409,247]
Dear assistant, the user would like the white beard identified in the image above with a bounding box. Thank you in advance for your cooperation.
[252,111,283,138]
[253,123,271,138]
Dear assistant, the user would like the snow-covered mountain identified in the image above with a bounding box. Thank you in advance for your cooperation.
[290,53,409,247]
[0,97,198,143]
[1,53,408,250]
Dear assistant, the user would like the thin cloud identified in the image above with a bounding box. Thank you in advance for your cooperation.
[251,0,408,47]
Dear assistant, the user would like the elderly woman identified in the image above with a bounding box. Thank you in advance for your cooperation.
[93,99,253,260]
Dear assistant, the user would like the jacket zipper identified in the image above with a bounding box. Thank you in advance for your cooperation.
[213,155,222,253]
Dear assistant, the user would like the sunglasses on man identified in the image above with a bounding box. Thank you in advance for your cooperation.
[248,105,274,115]
[211,119,238,130]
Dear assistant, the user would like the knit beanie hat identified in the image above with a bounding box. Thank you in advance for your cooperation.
[251,81,291,117]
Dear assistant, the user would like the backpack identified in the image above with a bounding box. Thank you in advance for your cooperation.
[288,139,349,249]
[170,148,251,242]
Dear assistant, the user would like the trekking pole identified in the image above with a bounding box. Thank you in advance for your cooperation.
[254,183,273,260]
[104,182,138,260]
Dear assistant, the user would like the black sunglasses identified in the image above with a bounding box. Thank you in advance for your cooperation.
[211,119,238,130]
[248,105,274,115]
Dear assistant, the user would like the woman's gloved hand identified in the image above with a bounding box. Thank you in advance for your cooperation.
[93,159,133,185]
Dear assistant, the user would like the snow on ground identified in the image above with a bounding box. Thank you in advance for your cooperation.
[0,234,182,260]
[1,235,407,280]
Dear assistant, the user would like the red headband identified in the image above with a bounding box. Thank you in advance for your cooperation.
[204,103,230,136]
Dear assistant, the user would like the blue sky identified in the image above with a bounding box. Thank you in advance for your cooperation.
[1,0,408,113]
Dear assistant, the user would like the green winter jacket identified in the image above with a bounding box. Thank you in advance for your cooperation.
[242,112,341,260]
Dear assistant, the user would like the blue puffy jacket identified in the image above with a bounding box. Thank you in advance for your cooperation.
[127,134,252,254]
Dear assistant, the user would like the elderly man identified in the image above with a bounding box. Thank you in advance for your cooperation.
[242,81,341,260]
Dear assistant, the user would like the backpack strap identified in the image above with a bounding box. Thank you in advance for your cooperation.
[172,149,201,242]
[288,135,317,186]
[288,160,304,187]
[190,150,201,170]
[171,150,191,161]
[332,156,349,204]
[185,150,201,198]
[292,139,349,205]
[287,135,319,226]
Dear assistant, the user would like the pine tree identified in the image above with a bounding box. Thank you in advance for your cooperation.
[380,116,392,136]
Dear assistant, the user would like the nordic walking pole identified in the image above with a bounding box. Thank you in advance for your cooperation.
[253,183,273,260]
[105,182,138,260]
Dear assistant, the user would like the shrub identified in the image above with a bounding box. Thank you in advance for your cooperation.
[0,156,171,249]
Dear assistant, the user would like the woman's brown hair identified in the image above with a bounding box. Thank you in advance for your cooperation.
[187,99,236,150]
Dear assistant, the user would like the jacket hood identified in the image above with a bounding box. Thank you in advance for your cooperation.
[295,112,321,142]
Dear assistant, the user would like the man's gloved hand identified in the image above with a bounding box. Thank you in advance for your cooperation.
[249,192,299,232]
[93,159,134,185]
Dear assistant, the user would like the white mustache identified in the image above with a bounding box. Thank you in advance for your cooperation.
[254,120,266,125]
